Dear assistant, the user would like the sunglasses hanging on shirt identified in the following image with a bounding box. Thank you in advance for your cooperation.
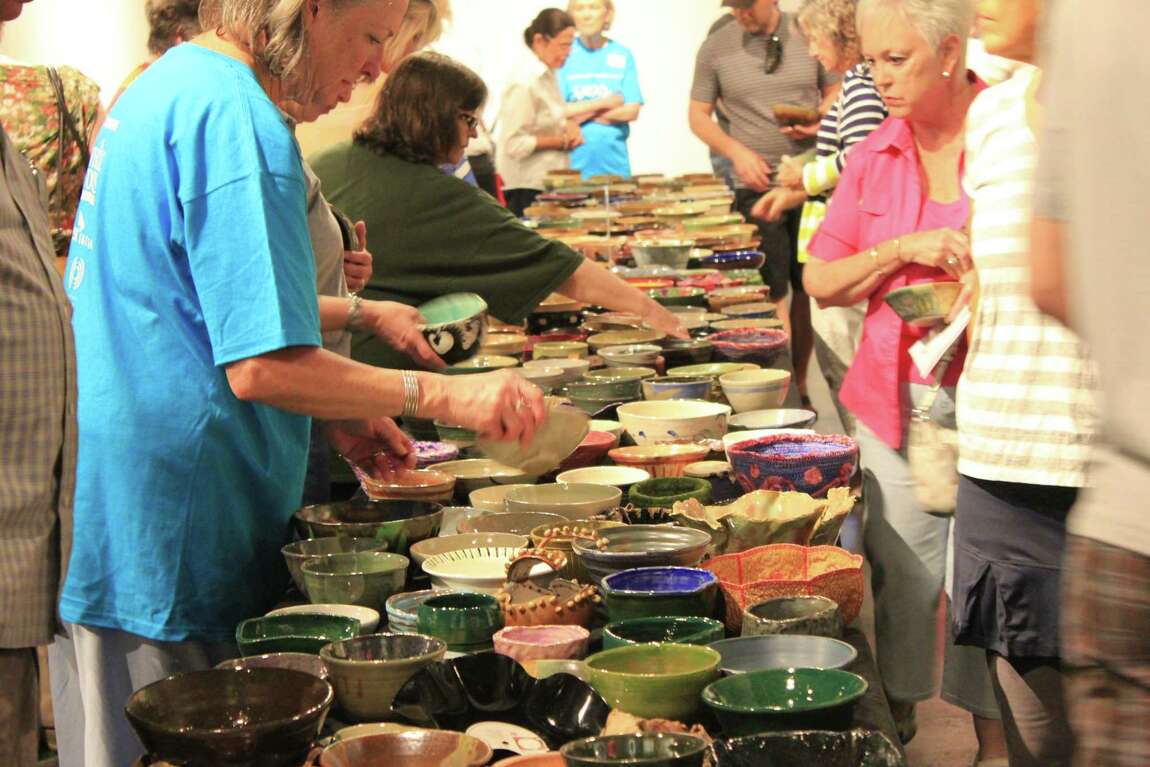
[764,34,783,74]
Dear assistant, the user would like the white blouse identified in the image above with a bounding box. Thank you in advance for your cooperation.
[496,57,569,191]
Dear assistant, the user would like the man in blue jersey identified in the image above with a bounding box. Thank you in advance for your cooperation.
[558,0,643,179]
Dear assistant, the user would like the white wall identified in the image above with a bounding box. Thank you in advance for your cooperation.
[0,0,801,178]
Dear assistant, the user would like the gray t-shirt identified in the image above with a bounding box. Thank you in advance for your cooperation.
[691,13,833,186]
[302,160,352,355]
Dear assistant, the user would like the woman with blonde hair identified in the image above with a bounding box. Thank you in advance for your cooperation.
[49,2,545,764]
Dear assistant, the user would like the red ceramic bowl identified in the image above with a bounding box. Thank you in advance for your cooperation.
[558,431,620,470]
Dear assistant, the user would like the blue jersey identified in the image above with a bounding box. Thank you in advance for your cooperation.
[61,44,321,642]
[559,37,643,179]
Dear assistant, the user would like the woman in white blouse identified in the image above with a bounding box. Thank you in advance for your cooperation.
[497,8,619,217]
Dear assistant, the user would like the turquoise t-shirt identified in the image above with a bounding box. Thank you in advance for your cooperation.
[558,37,643,179]
[61,44,321,642]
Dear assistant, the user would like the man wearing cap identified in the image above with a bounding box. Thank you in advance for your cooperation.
[689,0,836,401]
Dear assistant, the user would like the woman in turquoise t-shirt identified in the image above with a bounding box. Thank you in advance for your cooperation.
[559,0,644,179]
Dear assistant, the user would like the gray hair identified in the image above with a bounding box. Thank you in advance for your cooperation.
[857,0,974,52]
[382,0,450,72]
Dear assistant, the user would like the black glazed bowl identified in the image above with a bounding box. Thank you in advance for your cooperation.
[710,729,904,767]
[124,668,333,767]
[393,652,610,749]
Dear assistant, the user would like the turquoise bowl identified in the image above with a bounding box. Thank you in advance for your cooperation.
[602,616,725,650]
[701,667,869,737]
[601,566,719,622]
[301,551,410,611]
[417,292,489,365]
[235,614,359,656]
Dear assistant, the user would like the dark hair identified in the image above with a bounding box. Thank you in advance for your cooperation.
[523,8,575,47]
[355,52,487,166]
[145,0,203,56]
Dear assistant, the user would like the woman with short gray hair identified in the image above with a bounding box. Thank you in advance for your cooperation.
[50,2,546,764]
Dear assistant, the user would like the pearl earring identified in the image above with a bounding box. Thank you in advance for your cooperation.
[942,70,951,78]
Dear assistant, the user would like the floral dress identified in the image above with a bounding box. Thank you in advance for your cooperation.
[0,64,101,256]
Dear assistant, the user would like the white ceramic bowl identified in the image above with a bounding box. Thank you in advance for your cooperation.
[421,546,551,594]
[616,399,731,445]
[556,466,652,489]
[265,604,380,635]
[525,357,589,384]
[428,459,537,495]
[718,369,792,413]
[589,419,623,439]
[514,365,565,393]
[504,482,623,520]
[468,483,536,514]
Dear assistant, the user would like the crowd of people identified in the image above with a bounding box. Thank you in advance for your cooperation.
[0,0,1145,766]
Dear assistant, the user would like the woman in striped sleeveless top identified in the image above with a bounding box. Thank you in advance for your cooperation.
[951,1,1098,763]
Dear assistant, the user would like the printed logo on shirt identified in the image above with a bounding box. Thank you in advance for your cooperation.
[573,83,613,101]
[71,210,93,252]
[607,53,627,69]
[67,256,85,292]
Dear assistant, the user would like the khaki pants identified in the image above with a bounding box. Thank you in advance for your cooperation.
[0,648,39,767]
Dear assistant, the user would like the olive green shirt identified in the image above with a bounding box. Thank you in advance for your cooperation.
[309,142,583,369]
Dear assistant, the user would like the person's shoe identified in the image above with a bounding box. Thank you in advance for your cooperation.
[800,393,818,417]
[889,700,918,745]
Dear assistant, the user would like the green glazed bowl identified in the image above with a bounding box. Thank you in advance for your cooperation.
[701,667,869,737]
[628,477,712,510]
[561,733,708,767]
[584,643,721,720]
[281,537,389,598]
[319,632,446,722]
[301,552,410,611]
[416,592,504,650]
[564,377,644,402]
[602,616,725,650]
[235,614,359,656]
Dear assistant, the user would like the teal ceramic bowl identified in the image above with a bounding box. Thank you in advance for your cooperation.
[301,552,410,611]
[561,733,708,767]
[627,477,713,510]
[235,614,359,656]
[417,292,489,365]
[281,537,389,598]
[602,616,725,650]
[416,592,504,651]
[601,566,719,622]
[701,667,869,737]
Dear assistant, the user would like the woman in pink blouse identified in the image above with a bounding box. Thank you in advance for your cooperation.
[805,0,1006,760]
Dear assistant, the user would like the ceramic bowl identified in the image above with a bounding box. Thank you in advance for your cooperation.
[417,292,488,366]
[281,537,389,598]
[589,419,623,439]
[711,729,903,767]
[125,668,333,767]
[583,367,658,384]
[616,399,731,445]
[719,369,792,413]
[467,485,540,515]
[741,595,845,638]
[727,433,859,497]
[883,280,963,327]
[572,525,712,584]
[701,667,868,736]
[557,431,620,471]
[587,329,664,350]
[265,604,380,636]
[625,277,677,291]
[427,459,538,499]
[649,287,707,308]
[602,616,725,650]
[583,643,721,720]
[720,301,777,320]
[416,592,504,649]
[665,362,759,382]
[702,544,865,632]
[583,312,645,333]
[214,652,329,680]
[235,614,360,656]
[318,729,491,767]
[682,213,744,231]
[447,354,520,375]
[411,441,461,469]
[560,733,708,767]
[557,466,651,489]
[515,364,566,393]
[320,633,447,722]
[505,483,623,521]
[630,240,696,270]
[727,408,818,432]
[607,444,710,478]
[408,532,530,567]
[708,634,857,676]
[478,399,592,476]
[562,376,644,402]
[525,357,590,384]
[421,546,558,595]
[493,754,565,767]
[641,376,712,402]
[294,500,443,556]
[627,476,712,510]
[394,653,609,748]
[709,318,785,333]
[302,552,410,611]
[351,467,455,504]
[534,340,590,360]
[693,249,766,273]
[658,338,714,368]
[481,332,528,359]
[530,518,626,580]
[682,460,742,505]
[599,343,662,367]
[493,624,591,663]
[460,509,567,534]
[707,285,772,312]
[434,420,478,449]
[385,588,452,634]
[710,329,790,368]
[601,566,719,622]
[439,506,486,536]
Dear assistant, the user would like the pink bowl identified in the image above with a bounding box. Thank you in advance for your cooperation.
[492,625,591,663]
[558,431,620,470]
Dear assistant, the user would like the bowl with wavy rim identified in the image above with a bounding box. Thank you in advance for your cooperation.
[701,667,868,736]
[417,292,488,366]
[319,632,447,722]
[710,729,903,767]
[602,616,725,650]
[708,634,858,675]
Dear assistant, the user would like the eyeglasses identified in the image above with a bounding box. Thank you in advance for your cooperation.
[459,112,479,130]
[764,34,783,74]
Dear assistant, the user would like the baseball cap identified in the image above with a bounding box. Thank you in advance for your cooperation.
[721,0,756,8]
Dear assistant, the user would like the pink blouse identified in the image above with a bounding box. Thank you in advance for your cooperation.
[809,107,979,449]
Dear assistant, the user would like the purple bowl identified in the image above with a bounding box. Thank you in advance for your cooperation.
[711,328,790,367]
[413,441,460,468]
[728,433,858,498]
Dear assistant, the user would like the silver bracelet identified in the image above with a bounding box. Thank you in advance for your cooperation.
[401,370,421,418]
[346,293,364,331]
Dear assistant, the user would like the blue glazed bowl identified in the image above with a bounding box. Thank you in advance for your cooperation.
[692,249,766,272]
[602,566,719,622]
